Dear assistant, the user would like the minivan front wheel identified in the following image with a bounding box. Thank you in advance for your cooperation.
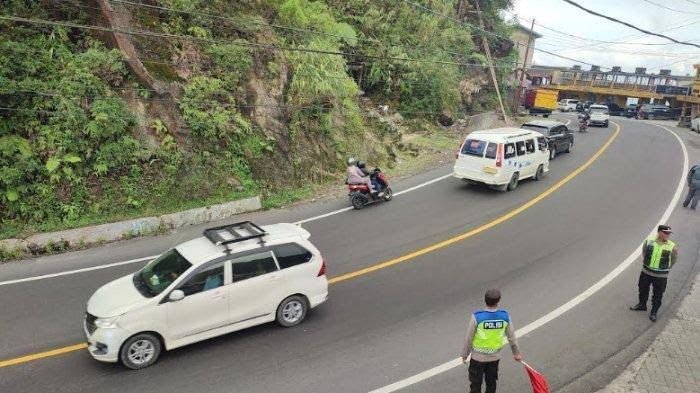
[277,295,308,327]
[120,333,161,370]
[533,165,544,181]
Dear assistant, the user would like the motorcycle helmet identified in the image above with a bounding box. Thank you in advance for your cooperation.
[357,161,366,169]
[347,157,356,166]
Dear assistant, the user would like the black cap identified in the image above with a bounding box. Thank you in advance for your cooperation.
[658,225,672,234]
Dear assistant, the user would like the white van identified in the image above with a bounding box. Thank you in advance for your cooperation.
[558,99,579,112]
[453,128,550,191]
[84,221,328,369]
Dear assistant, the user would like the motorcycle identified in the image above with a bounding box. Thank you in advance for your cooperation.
[347,168,393,209]
[578,118,589,133]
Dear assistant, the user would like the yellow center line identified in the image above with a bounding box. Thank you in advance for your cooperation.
[329,123,621,284]
[0,123,620,369]
[0,343,87,368]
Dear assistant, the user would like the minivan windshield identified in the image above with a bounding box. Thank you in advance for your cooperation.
[590,107,608,114]
[135,249,192,297]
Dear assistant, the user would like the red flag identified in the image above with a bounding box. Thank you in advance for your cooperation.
[522,362,549,393]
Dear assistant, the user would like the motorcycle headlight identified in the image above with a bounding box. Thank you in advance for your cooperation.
[95,316,119,329]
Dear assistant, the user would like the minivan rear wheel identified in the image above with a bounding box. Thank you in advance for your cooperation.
[276,295,308,327]
[120,333,161,370]
[507,173,519,191]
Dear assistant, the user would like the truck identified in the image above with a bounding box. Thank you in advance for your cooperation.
[524,88,558,118]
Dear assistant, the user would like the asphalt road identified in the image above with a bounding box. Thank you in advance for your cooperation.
[0,115,697,393]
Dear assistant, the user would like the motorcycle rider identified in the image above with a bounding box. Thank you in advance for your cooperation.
[358,160,383,195]
[580,110,590,131]
[347,157,376,194]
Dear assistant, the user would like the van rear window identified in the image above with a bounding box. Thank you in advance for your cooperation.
[461,139,488,157]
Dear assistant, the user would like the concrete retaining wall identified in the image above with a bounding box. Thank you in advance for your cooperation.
[0,196,261,254]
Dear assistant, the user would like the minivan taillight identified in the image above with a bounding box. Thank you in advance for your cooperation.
[317,258,327,277]
[496,143,503,167]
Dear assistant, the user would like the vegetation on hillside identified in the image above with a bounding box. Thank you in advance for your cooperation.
[0,0,515,239]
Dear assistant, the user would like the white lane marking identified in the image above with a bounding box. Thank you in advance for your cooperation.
[368,123,688,393]
[0,255,159,287]
[0,173,453,286]
[293,207,354,225]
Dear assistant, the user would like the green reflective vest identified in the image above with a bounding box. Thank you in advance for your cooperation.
[643,237,676,272]
[472,310,509,354]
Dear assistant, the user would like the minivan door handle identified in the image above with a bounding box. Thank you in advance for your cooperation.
[211,291,225,300]
[266,274,280,282]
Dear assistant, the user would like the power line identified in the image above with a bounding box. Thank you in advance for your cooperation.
[0,15,480,68]
[560,0,700,49]
[641,0,700,14]
[402,0,610,69]
[103,0,491,70]
[0,15,531,72]
[535,17,700,53]
[519,16,684,46]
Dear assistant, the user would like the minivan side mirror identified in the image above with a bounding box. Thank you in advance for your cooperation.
[169,290,185,302]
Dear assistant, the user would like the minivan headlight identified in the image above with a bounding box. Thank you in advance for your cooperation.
[95,316,119,329]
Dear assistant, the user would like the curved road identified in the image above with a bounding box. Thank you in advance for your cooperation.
[0,115,697,393]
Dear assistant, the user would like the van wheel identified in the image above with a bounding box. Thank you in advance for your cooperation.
[566,142,573,153]
[549,147,557,160]
[276,295,308,327]
[120,333,161,370]
[533,165,544,181]
[507,173,519,191]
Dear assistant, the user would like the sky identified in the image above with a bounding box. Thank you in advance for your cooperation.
[507,0,700,76]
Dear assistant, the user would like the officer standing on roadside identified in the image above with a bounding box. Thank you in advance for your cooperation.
[630,225,678,322]
[461,289,522,393]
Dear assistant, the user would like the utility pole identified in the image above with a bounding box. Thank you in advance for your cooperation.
[474,0,509,124]
[514,18,535,114]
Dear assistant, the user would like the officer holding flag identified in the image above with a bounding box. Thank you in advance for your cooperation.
[462,289,523,393]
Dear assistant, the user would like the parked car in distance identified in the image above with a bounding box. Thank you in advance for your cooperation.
[588,104,610,127]
[606,103,625,116]
[558,99,579,112]
[638,104,676,120]
[453,127,550,192]
[521,120,574,160]
[84,221,329,369]
[691,116,700,133]
[625,105,639,118]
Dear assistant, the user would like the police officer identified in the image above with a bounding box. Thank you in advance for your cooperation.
[461,289,522,393]
[630,225,678,322]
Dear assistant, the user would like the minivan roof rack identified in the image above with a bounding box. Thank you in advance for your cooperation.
[203,221,267,246]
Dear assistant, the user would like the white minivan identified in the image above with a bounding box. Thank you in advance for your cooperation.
[84,221,328,369]
[453,128,550,191]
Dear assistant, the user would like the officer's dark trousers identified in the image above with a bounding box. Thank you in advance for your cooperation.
[469,359,499,393]
[638,271,668,313]
[683,185,698,209]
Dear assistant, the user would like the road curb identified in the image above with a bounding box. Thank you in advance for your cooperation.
[0,196,261,258]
